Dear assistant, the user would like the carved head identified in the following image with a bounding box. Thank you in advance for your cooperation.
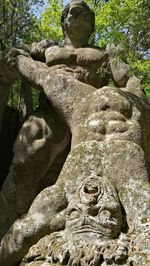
[47,177,127,265]
[61,0,95,47]
[66,176,122,240]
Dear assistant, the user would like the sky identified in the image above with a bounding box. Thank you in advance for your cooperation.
[64,0,70,4]
[42,0,70,11]
[35,0,70,17]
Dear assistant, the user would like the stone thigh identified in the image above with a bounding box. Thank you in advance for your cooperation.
[0,183,67,266]
[0,103,70,239]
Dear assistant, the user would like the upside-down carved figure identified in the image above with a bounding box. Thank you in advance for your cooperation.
[0,1,150,265]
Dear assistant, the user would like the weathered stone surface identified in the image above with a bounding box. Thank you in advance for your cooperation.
[110,58,131,87]
[30,39,58,62]
[0,87,150,266]
[0,1,150,266]
[0,94,70,238]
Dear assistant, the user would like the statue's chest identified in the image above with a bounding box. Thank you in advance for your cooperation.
[45,45,76,66]
[45,46,109,87]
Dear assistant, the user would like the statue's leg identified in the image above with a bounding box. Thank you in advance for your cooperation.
[0,99,70,239]
[0,183,67,266]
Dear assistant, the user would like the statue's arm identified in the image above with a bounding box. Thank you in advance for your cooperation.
[4,44,73,87]
[2,37,58,86]
[107,44,145,99]
[110,57,131,88]
[0,184,67,266]
[16,55,50,89]
[110,56,146,100]
[29,39,58,61]
[16,55,74,89]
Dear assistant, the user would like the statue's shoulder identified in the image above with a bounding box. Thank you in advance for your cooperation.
[76,46,109,63]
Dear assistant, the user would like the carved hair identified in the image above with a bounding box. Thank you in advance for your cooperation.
[60,1,95,37]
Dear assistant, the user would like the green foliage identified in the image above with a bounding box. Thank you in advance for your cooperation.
[37,0,64,42]
[85,0,150,99]
[7,79,21,108]
[0,0,44,110]
[0,0,44,49]
[85,0,149,54]
[32,88,40,110]
[131,59,150,99]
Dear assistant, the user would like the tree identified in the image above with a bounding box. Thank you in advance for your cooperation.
[0,0,45,110]
[0,0,44,50]
[37,0,64,42]
[85,0,150,97]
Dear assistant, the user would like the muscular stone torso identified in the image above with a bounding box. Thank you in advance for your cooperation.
[45,45,110,88]
[71,87,141,148]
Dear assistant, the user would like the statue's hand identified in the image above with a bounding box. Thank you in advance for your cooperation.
[30,39,57,61]
[4,48,30,71]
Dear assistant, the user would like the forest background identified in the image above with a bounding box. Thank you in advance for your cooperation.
[0,0,150,108]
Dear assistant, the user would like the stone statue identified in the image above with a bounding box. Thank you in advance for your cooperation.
[0,0,150,265]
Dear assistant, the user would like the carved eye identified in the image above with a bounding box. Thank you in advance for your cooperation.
[100,209,111,219]
[99,207,121,226]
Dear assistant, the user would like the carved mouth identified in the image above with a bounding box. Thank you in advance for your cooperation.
[75,225,111,236]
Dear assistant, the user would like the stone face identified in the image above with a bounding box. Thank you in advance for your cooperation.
[0,1,150,266]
